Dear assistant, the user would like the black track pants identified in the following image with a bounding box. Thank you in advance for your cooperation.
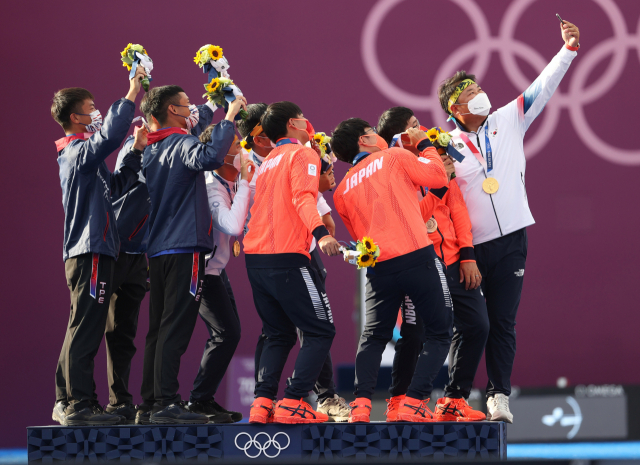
[475,228,527,398]
[355,246,453,400]
[189,270,241,402]
[389,260,489,399]
[55,253,115,413]
[105,252,147,406]
[249,265,335,400]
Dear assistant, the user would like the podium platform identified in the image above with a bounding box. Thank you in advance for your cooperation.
[27,421,506,462]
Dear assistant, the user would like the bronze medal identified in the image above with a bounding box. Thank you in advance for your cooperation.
[426,217,438,233]
[482,177,499,194]
[233,240,241,257]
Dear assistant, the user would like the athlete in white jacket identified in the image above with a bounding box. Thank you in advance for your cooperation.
[439,19,581,423]
[186,130,255,423]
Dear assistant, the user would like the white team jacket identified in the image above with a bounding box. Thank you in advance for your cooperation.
[450,46,577,245]
[204,173,251,275]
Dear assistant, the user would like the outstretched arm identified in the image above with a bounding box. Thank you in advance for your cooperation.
[498,20,580,134]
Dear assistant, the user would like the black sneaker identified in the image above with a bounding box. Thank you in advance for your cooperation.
[65,404,122,426]
[135,404,160,425]
[188,400,234,423]
[209,400,243,423]
[52,401,68,426]
[106,403,137,424]
[151,402,209,424]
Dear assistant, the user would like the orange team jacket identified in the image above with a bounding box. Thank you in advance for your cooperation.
[333,144,448,263]
[418,179,476,266]
[243,140,330,267]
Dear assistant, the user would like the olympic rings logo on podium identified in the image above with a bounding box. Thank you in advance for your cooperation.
[361,0,640,165]
[234,431,291,459]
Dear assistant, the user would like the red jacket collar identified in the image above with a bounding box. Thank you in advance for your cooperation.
[147,127,189,146]
[55,133,92,152]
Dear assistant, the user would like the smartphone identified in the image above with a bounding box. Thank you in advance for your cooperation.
[556,13,565,25]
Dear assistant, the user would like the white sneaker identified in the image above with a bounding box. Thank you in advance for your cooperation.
[487,393,513,424]
[316,394,351,422]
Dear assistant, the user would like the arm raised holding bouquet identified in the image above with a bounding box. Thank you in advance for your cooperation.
[194,45,248,120]
[121,44,153,92]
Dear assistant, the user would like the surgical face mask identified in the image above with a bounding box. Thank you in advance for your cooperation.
[360,133,388,151]
[75,110,102,133]
[232,153,242,171]
[173,104,200,131]
[457,93,492,116]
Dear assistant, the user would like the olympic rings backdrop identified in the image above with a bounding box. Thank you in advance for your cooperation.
[0,0,638,447]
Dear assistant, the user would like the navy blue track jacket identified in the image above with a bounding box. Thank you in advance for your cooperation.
[56,98,141,261]
[143,118,235,257]
[112,104,216,254]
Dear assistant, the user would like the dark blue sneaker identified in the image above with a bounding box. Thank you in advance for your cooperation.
[106,403,137,424]
[65,404,122,426]
[151,402,208,424]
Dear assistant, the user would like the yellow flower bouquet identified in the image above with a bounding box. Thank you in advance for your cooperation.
[341,236,381,269]
[194,44,247,120]
[120,43,153,92]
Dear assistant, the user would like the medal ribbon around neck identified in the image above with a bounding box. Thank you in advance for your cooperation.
[457,124,493,175]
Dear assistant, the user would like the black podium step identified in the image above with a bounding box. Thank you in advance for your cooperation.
[27,421,506,461]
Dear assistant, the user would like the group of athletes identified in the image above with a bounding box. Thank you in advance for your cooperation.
[50,20,580,426]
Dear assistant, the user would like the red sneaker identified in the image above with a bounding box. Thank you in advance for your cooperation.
[249,397,275,424]
[348,398,372,423]
[396,397,437,422]
[385,395,405,422]
[273,398,328,424]
[436,397,486,421]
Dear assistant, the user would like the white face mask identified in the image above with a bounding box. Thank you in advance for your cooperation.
[232,153,242,171]
[460,93,492,116]
[173,104,200,131]
[77,109,102,133]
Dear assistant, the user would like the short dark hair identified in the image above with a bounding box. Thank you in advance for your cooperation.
[140,85,184,125]
[51,87,94,130]
[237,103,268,148]
[199,124,215,144]
[377,106,414,144]
[260,101,302,142]
[438,71,476,114]
[331,118,371,164]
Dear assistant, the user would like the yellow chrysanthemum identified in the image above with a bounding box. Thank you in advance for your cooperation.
[426,127,440,142]
[206,78,221,93]
[362,236,377,254]
[357,253,374,268]
[208,45,223,61]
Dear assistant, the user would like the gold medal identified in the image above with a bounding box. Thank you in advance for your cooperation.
[482,177,499,194]
[233,240,241,257]
[426,217,438,233]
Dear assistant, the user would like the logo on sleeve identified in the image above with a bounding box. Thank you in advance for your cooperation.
[417,157,431,164]
[308,164,317,176]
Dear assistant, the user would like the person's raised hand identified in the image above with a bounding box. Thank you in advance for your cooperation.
[406,127,427,148]
[441,154,455,180]
[561,20,580,48]
[459,261,482,290]
[133,125,148,151]
[126,65,146,102]
[225,96,248,122]
[319,235,341,256]
[240,155,255,183]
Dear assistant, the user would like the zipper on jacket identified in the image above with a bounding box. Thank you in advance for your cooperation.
[476,133,503,236]
[103,212,110,241]
[128,215,148,240]
[521,172,528,201]
[435,226,445,262]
